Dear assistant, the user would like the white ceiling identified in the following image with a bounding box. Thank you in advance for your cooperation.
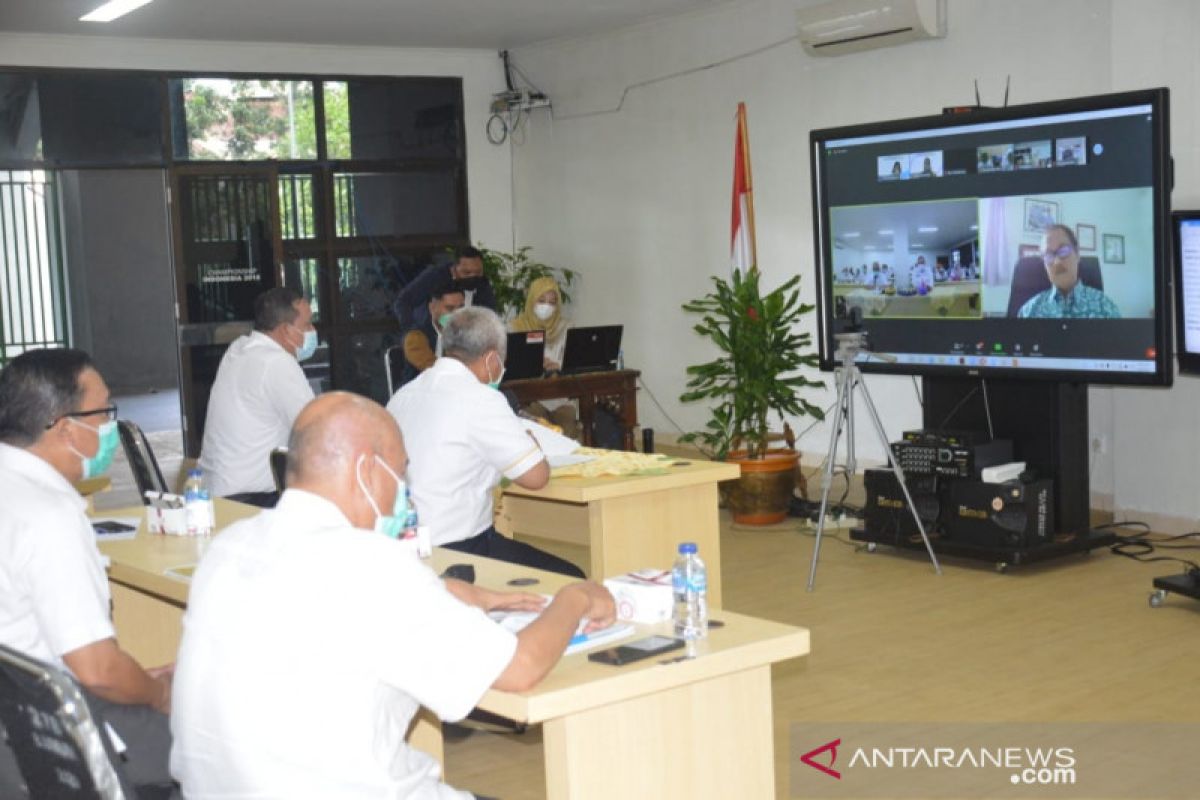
[0,0,725,50]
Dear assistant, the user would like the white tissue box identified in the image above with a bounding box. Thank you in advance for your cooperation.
[144,493,188,535]
[603,569,674,624]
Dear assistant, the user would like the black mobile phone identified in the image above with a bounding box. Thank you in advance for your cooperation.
[587,635,685,666]
[93,520,136,534]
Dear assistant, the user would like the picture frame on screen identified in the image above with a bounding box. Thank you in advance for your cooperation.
[1076,223,1097,251]
[1024,198,1059,232]
[1103,233,1125,264]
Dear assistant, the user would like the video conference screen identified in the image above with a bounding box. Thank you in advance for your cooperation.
[1174,212,1200,373]
[810,89,1171,385]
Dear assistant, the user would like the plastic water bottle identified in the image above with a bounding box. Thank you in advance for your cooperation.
[672,542,708,642]
[402,486,419,539]
[616,348,625,370]
[183,468,214,536]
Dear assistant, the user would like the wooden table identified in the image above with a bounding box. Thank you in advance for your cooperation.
[497,459,740,607]
[94,504,809,799]
[451,551,810,799]
[503,369,640,450]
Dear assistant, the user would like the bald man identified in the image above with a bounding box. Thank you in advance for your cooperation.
[169,393,614,799]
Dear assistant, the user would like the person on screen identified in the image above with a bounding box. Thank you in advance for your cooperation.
[910,256,934,294]
[1017,224,1121,319]
[891,161,902,178]
[919,157,935,177]
[170,391,615,798]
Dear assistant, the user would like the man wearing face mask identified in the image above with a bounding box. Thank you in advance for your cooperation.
[393,246,496,331]
[200,287,318,507]
[398,279,466,388]
[0,349,175,794]
[171,392,614,797]
[387,307,586,577]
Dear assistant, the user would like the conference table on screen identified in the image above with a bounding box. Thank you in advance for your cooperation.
[94,498,809,799]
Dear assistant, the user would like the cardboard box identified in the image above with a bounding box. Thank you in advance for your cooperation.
[603,569,674,624]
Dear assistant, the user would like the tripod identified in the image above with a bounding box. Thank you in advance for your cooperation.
[806,331,942,591]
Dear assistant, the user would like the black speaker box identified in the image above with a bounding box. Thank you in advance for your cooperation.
[944,479,1055,548]
[863,469,940,544]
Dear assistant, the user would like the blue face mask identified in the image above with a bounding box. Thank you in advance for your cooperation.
[356,454,407,538]
[67,418,119,479]
[295,328,318,362]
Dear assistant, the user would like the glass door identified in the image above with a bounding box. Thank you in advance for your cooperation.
[170,164,282,456]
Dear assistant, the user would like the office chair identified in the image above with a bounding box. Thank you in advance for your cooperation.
[117,420,168,503]
[269,448,288,494]
[384,344,406,398]
[1005,255,1104,317]
[0,642,137,799]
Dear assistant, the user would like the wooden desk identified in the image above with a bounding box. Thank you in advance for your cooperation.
[503,369,640,450]
[445,551,810,799]
[497,459,740,607]
[95,500,806,798]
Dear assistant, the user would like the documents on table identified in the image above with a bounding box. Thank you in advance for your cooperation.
[489,600,636,655]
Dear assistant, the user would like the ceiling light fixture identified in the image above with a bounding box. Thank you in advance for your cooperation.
[80,0,155,23]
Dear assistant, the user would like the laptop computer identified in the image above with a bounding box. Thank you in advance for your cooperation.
[561,325,624,375]
[503,331,546,382]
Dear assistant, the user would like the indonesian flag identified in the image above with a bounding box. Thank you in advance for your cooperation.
[731,102,757,274]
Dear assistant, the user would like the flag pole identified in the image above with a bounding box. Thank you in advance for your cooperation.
[738,102,758,274]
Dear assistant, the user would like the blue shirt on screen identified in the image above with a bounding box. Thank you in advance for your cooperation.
[1017,283,1121,319]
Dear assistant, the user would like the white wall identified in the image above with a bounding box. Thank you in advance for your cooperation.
[510,0,1200,526]
[0,32,515,253]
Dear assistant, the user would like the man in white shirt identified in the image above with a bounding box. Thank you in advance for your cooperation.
[0,349,173,793]
[170,391,614,799]
[199,286,317,507]
[388,307,586,577]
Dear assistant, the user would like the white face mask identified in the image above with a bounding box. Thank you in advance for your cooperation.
[533,302,556,321]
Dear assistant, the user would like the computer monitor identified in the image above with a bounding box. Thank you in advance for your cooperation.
[810,88,1173,386]
[1173,210,1200,375]
[503,331,546,381]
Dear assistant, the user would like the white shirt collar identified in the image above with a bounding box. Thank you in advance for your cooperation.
[0,443,86,510]
[273,488,356,529]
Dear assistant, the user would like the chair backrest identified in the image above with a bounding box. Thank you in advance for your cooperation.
[0,643,134,799]
[384,344,406,398]
[1005,255,1105,316]
[116,420,167,502]
[269,447,288,494]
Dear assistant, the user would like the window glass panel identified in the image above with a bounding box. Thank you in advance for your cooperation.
[0,74,42,162]
[279,173,317,240]
[283,256,324,323]
[38,74,164,165]
[334,170,462,239]
[326,79,462,160]
[337,256,401,322]
[171,78,317,161]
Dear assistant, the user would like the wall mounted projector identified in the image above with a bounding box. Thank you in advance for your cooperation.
[796,0,947,57]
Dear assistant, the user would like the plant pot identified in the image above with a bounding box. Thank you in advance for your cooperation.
[723,448,798,525]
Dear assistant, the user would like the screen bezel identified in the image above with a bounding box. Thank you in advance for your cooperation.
[1172,209,1200,375]
[809,88,1173,386]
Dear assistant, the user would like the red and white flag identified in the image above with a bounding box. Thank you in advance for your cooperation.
[731,102,757,274]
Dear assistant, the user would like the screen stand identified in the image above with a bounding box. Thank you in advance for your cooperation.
[921,376,1090,534]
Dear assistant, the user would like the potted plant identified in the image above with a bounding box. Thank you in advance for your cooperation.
[477,245,577,319]
[680,268,825,524]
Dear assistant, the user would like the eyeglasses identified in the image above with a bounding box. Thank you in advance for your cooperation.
[1042,245,1076,264]
[46,404,119,429]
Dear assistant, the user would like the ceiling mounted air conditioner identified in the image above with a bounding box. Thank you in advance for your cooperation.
[796,0,947,57]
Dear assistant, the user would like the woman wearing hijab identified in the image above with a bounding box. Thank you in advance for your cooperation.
[510,277,581,439]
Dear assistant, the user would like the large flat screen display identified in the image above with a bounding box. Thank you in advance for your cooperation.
[810,88,1172,385]
[1173,210,1200,375]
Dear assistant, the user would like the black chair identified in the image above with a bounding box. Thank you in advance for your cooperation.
[384,344,405,398]
[269,447,288,494]
[117,420,167,503]
[1006,255,1104,317]
[0,642,137,799]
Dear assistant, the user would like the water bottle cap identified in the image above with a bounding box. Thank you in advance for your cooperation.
[678,542,697,554]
